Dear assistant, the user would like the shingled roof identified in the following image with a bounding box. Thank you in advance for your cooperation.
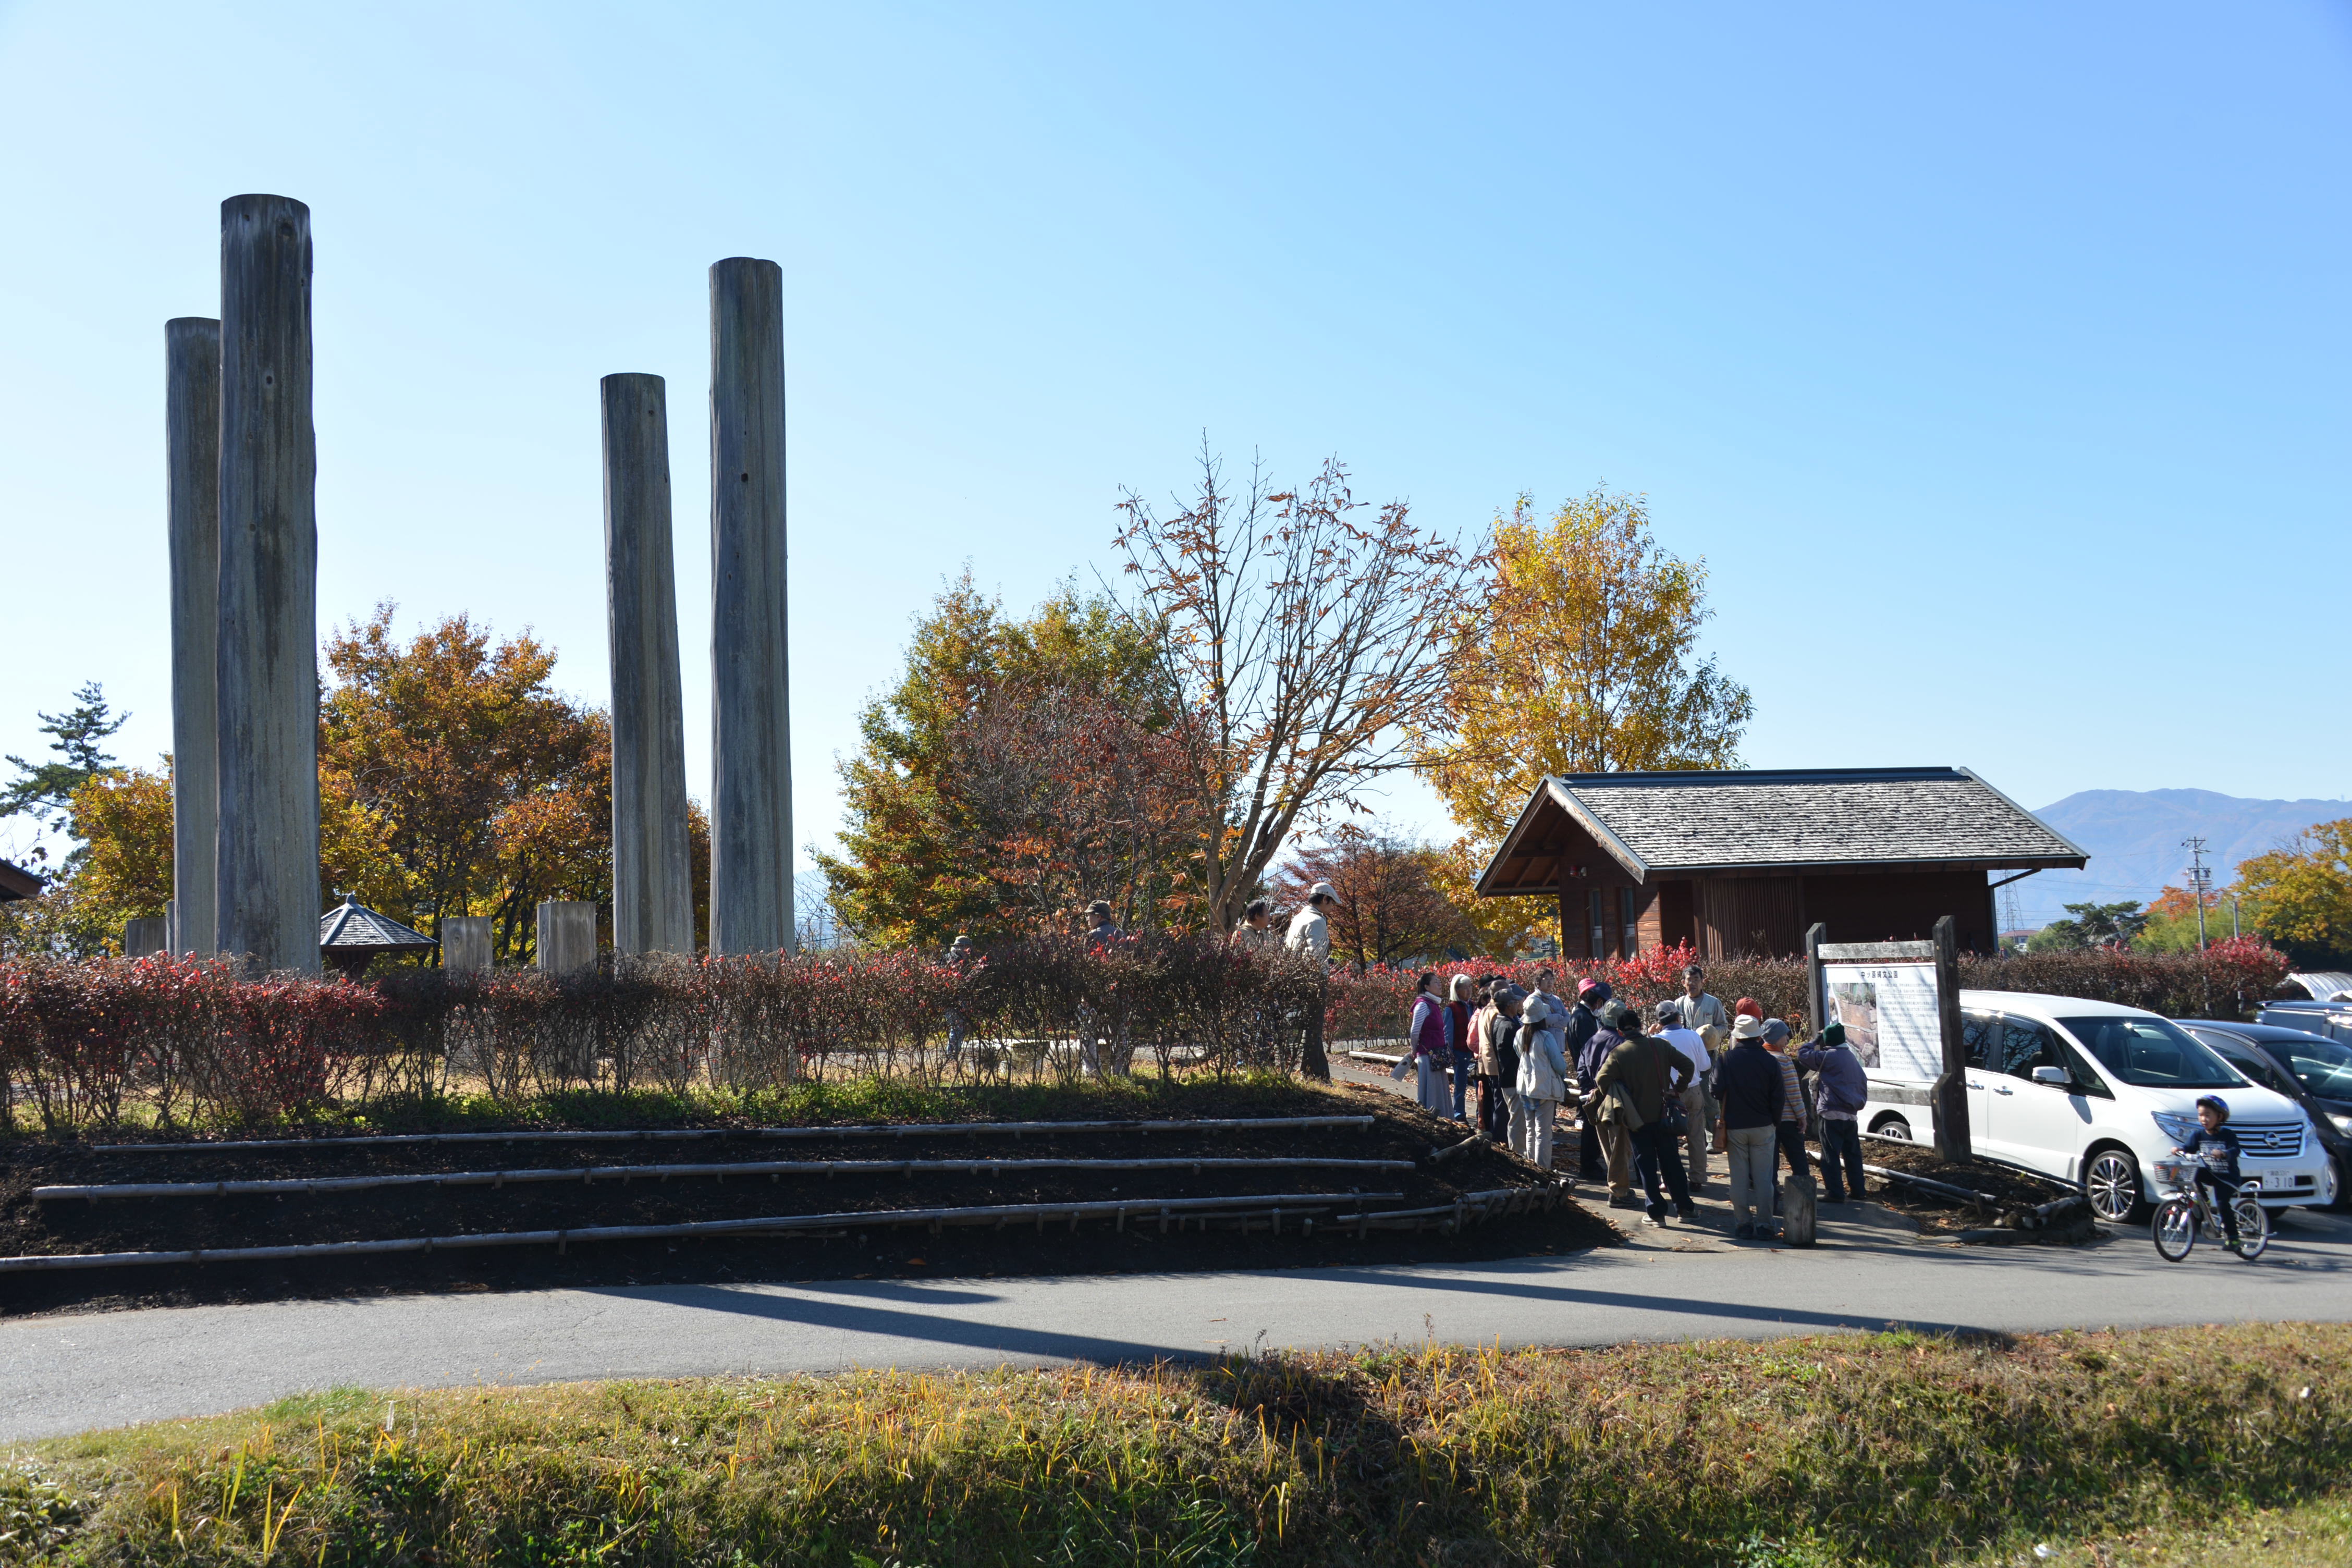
[317,897,438,956]
[1476,766,2086,896]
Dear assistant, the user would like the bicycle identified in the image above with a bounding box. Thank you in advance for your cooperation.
[2150,1150,2268,1262]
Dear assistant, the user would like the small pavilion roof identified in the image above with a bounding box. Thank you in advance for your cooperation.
[1477,766,2087,897]
[318,896,438,956]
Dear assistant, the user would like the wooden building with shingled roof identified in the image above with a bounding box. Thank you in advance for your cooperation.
[1474,766,2087,959]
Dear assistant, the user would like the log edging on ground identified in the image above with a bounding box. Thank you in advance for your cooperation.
[34,1155,1418,1204]
[0,1190,1414,1272]
[84,1114,1378,1155]
[0,1176,1578,1272]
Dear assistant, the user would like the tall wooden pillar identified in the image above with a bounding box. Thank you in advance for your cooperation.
[707,257,793,955]
[602,373,693,956]
[165,316,220,955]
[214,194,320,973]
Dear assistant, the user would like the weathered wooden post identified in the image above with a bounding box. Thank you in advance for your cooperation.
[123,917,169,958]
[602,373,694,956]
[440,916,493,974]
[214,194,320,973]
[1931,914,1971,1162]
[166,316,220,956]
[708,258,793,956]
[537,901,599,977]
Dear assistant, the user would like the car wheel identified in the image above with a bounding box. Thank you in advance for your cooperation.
[1870,1114,1913,1142]
[2083,1145,2144,1223]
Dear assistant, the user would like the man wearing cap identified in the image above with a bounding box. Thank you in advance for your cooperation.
[1717,1013,1785,1239]
[1564,977,1608,1181]
[1575,985,1636,1201]
[1595,1001,1697,1222]
[1285,883,1337,964]
[1679,965,1731,1154]
[1654,999,1712,1188]
[1081,902,1128,1075]
[1285,883,1339,1079]
[1797,1023,1869,1202]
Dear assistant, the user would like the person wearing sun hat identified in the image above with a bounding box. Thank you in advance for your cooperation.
[1717,1012,1785,1239]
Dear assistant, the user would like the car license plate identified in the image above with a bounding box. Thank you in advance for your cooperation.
[2260,1172,2295,1190]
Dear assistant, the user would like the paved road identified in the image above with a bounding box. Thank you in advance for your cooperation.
[6,1203,2347,1442]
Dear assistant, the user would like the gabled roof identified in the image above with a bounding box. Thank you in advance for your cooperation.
[1476,766,2088,896]
[317,897,438,954]
[0,859,43,904]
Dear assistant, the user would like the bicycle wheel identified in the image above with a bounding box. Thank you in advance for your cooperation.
[2152,1198,2197,1261]
[2230,1193,2269,1260]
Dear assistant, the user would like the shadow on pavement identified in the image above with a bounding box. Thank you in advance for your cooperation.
[582,1281,1195,1366]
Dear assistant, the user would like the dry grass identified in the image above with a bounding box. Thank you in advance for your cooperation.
[6,1323,2347,1566]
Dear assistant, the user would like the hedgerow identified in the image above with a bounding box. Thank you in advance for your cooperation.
[0,937,2290,1132]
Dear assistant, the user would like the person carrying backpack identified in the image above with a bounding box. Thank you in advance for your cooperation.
[1797,1022,1869,1202]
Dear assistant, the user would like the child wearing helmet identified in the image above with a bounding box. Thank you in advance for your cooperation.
[2177,1094,2244,1246]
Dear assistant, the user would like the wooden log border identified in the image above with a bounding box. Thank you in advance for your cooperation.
[86,1114,1377,1156]
[35,1155,1417,1204]
[0,1179,1578,1273]
[0,1191,1404,1273]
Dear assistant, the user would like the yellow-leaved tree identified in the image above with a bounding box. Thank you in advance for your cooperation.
[1415,487,1754,956]
[2236,820,2352,962]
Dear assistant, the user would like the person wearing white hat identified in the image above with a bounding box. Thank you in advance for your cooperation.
[1515,994,1570,1168]
[1284,882,1338,964]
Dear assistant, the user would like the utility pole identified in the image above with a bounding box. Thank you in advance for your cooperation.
[2183,836,2211,951]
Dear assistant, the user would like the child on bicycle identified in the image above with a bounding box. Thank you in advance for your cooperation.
[2176,1094,2244,1246]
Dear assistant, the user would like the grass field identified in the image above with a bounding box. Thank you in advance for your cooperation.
[5,1322,2346,1566]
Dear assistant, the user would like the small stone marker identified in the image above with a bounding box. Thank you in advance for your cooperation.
[123,917,169,958]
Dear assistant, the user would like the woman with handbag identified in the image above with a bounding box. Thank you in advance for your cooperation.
[1404,973,1452,1115]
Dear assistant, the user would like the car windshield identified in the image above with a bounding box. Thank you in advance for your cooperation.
[2276,1036,2352,1100]
[2057,1016,2246,1090]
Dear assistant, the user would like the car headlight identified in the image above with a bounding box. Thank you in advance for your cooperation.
[2151,1110,2200,1144]
[2331,1111,2352,1137]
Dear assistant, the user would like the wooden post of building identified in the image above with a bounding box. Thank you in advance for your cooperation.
[602,373,694,957]
[166,316,220,956]
[1804,921,1827,1034]
[440,916,493,974]
[124,917,169,958]
[537,900,599,977]
[1557,885,1573,965]
[1931,913,1971,1162]
[707,257,793,956]
[214,194,320,973]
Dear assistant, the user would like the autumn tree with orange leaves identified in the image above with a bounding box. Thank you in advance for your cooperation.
[820,575,1197,948]
[319,604,625,963]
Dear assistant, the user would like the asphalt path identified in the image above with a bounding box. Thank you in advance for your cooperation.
[6,1202,2348,1442]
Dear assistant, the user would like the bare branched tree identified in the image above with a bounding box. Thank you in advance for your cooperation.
[1114,442,1486,938]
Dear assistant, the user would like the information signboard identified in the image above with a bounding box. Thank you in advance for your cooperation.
[1820,958,1943,1081]
[1807,924,1970,1161]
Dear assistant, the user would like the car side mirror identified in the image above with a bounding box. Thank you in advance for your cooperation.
[2030,1066,2071,1087]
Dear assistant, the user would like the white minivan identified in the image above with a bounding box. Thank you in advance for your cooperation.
[1859,990,2338,1222]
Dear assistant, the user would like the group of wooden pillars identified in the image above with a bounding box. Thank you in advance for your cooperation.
[158,194,793,971]
[600,256,795,959]
[160,195,320,972]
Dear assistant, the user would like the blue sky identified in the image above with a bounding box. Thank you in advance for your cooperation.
[3,1,2348,880]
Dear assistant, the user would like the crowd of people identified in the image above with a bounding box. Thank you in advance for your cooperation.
[1405,961,1871,1242]
[940,893,1874,1245]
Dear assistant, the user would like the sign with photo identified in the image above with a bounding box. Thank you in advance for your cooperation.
[1821,959,1943,1081]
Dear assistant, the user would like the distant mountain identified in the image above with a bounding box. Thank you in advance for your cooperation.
[2011,789,2350,928]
